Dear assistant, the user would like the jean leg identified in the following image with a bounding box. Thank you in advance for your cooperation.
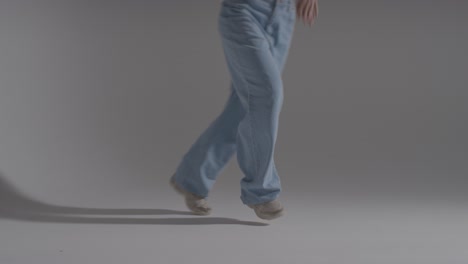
[218,0,296,205]
[262,0,296,200]
[172,84,246,198]
[219,31,285,206]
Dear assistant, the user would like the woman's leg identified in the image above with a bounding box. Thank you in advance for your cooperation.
[218,0,296,205]
[171,0,295,204]
[171,83,246,198]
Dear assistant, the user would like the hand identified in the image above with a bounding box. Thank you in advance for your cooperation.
[296,0,318,27]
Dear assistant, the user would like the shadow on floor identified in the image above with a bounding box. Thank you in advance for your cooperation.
[0,172,268,226]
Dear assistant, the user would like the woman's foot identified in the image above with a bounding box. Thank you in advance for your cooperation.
[247,199,284,220]
[169,175,212,215]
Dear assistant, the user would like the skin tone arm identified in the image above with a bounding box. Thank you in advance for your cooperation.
[295,0,318,26]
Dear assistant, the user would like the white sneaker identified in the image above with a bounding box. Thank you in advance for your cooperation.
[169,175,212,215]
[247,199,284,220]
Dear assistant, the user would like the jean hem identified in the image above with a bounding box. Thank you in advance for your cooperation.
[171,173,209,199]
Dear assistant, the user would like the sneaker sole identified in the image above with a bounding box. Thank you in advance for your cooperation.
[169,176,212,215]
[247,203,285,220]
[254,208,284,220]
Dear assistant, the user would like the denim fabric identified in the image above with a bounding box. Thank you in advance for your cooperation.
[172,0,296,205]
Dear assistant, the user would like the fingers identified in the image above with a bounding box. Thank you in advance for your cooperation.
[309,1,317,26]
[296,0,305,25]
[307,1,313,26]
[304,0,311,25]
[313,1,318,22]
[308,0,315,26]
[296,0,318,27]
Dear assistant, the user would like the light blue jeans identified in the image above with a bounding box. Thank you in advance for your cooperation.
[171,0,296,205]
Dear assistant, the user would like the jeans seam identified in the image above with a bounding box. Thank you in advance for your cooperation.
[222,39,260,185]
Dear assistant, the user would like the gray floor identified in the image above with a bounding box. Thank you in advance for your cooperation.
[1,172,468,264]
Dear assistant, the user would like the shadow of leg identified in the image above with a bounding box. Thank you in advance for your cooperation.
[0,172,268,226]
